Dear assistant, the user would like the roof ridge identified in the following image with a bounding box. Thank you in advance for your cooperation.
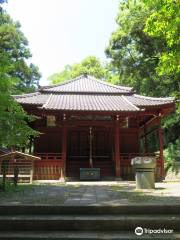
[122,96,140,111]
[40,75,133,92]
[40,75,84,90]
[134,94,175,101]
[88,75,133,91]
[42,94,53,108]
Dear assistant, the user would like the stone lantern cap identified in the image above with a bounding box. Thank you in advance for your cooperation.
[131,156,156,168]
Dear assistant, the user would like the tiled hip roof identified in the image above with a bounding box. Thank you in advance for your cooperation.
[13,93,175,112]
[41,94,140,112]
[13,75,175,112]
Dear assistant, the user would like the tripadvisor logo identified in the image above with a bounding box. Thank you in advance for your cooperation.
[135,227,143,236]
[135,227,173,235]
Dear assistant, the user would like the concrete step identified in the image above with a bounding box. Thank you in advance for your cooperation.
[0,231,179,240]
[0,214,179,231]
[1,205,179,239]
[0,205,180,215]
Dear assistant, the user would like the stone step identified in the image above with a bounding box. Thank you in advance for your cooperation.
[0,205,180,215]
[0,214,179,231]
[0,231,179,240]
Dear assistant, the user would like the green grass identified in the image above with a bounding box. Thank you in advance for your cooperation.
[0,182,82,205]
[0,182,35,195]
[122,191,157,202]
[109,185,159,202]
[0,182,178,205]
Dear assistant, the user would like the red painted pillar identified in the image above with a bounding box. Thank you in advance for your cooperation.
[158,127,165,179]
[61,114,67,180]
[114,116,120,177]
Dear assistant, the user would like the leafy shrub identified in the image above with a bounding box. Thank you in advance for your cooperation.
[164,139,180,170]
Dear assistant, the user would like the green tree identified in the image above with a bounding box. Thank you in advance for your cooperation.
[144,0,180,77]
[144,0,180,148]
[48,65,72,84]
[48,56,107,84]
[71,56,106,79]
[105,0,167,96]
[106,0,179,157]
[0,12,41,94]
[0,4,39,147]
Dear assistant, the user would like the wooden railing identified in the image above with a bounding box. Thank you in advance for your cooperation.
[0,158,33,183]
[35,153,62,161]
[34,153,64,180]
[32,152,162,180]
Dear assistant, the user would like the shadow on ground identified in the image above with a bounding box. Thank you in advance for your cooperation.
[0,181,180,205]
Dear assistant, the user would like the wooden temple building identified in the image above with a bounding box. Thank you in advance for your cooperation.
[14,75,175,180]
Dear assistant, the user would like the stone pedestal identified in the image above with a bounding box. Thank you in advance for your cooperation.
[131,157,156,189]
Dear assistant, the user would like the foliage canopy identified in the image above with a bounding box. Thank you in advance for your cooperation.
[48,56,107,84]
[0,4,40,147]
[106,0,179,162]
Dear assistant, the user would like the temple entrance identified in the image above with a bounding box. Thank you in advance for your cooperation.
[66,127,114,178]
[68,128,89,162]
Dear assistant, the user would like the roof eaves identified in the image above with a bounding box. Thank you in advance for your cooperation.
[134,94,175,102]
[12,92,40,99]
[122,96,141,111]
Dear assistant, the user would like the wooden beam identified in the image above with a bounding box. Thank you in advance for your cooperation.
[140,126,158,139]
[67,120,114,127]
[139,115,159,137]
[140,115,159,129]
[37,109,141,116]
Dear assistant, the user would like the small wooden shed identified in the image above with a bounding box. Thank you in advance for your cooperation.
[0,151,40,183]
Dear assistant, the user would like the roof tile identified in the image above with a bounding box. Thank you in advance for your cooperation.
[13,75,175,112]
[41,94,140,112]
[41,75,132,94]
[13,93,49,105]
[126,95,174,107]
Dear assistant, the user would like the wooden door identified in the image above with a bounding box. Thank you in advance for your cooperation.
[92,129,111,161]
[68,129,89,161]
[68,128,111,161]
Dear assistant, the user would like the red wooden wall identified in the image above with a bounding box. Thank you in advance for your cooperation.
[34,129,62,153]
[120,129,139,153]
[34,127,139,155]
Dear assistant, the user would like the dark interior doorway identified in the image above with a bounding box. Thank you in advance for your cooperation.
[66,127,114,177]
